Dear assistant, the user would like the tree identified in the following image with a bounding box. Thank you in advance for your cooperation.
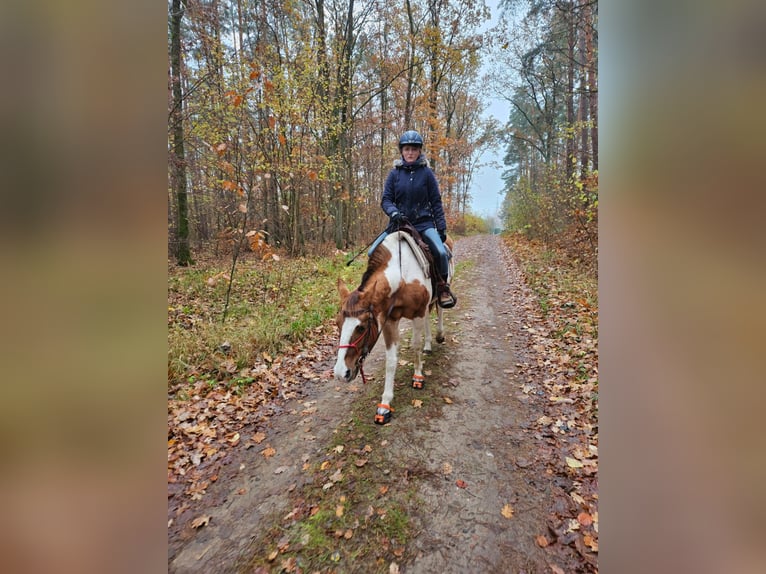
[169,0,193,266]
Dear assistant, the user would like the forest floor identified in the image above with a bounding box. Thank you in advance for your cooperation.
[168,233,598,573]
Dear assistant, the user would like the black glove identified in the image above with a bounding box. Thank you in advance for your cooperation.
[438,229,447,242]
[390,211,403,224]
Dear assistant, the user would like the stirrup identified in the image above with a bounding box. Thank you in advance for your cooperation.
[437,288,457,309]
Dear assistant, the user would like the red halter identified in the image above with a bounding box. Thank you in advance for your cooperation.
[338,306,378,384]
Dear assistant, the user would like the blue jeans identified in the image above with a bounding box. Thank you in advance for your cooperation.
[419,227,449,281]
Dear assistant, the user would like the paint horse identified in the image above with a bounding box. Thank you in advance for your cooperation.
[333,231,453,424]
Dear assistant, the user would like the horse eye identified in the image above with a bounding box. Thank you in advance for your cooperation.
[355,325,364,333]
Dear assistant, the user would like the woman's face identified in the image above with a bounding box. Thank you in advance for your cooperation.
[401,145,421,161]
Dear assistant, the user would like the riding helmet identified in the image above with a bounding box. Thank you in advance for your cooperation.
[398,130,424,149]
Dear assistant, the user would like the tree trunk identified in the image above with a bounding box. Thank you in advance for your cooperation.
[564,0,576,184]
[404,0,416,127]
[170,0,193,266]
[585,3,598,171]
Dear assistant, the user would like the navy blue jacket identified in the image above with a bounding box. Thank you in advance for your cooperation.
[381,157,447,232]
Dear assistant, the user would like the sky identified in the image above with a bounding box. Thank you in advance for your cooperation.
[468,1,512,219]
[469,97,510,218]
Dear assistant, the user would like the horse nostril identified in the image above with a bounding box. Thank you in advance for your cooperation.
[344,369,351,380]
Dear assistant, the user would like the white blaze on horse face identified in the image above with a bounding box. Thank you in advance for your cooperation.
[334,316,362,381]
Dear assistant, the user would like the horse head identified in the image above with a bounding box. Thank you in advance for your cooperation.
[333,279,380,382]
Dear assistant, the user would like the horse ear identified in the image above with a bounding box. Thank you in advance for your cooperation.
[337,277,350,301]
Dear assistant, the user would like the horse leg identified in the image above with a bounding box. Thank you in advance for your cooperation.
[423,307,433,354]
[375,319,400,425]
[435,304,445,344]
[411,316,426,389]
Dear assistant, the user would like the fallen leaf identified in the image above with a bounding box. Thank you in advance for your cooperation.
[571,492,586,505]
[412,399,423,408]
[330,469,343,482]
[442,462,453,475]
[191,515,210,529]
[267,549,278,561]
[455,479,467,489]
[344,529,353,539]
[565,457,584,468]
[390,562,400,574]
[274,466,288,474]
[583,534,599,552]
[501,504,514,519]
[320,461,331,470]
[549,565,565,574]
[443,397,453,404]
[336,505,344,517]
[355,458,368,467]
[363,444,373,453]
[261,446,276,458]
[566,518,581,532]
[577,512,593,526]
[227,432,240,445]
[333,445,345,453]
[536,535,549,547]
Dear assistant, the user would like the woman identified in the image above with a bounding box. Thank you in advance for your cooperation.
[381,130,456,308]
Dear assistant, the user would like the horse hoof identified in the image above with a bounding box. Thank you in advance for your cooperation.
[374,403,393,425]
[412,374,425,389]
[436,335,445,344]
[424,348,433,355]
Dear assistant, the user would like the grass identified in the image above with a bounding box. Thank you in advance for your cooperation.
[168,253,361,389]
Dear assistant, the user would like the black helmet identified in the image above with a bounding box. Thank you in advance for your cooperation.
[398,130,424,149]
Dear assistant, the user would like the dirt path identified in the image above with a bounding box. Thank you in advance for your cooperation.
[169,234,594,573]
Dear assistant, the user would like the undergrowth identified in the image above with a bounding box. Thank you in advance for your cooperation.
[168,253,361,389]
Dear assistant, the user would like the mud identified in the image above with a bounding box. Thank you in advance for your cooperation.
[169,234,589,573]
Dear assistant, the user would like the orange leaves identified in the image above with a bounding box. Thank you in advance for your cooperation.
[577,512,593,526]
[455,479,467,489]
[261,446,276,458]
[223,90,243,107]
[501,504,514,519]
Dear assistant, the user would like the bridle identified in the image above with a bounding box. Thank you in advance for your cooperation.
[338,304,380,384]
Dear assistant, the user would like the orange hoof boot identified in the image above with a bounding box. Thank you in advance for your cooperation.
[374,403,393,425]
[412,374,425,389]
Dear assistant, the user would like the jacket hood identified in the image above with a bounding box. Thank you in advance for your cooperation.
[393,156,430,168]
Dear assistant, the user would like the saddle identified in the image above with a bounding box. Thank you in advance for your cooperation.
[386,219,446,300]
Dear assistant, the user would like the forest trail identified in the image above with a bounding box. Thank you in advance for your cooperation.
[169,234,596,573]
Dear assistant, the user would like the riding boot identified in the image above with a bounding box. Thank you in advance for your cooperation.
[437,281,457,309]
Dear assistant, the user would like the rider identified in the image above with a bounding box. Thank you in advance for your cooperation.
[381,130,456,308]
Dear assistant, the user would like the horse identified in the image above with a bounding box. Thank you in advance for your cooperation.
[333,230,453,424]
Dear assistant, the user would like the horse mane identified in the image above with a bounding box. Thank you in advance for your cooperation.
[359,240,392,291]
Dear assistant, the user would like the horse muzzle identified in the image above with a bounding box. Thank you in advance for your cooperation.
[333,361,358,382]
